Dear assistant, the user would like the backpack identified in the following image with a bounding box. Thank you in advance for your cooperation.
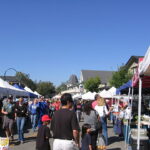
[96,120,102,131]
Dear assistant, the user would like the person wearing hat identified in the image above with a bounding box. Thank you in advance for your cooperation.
[51,93,80,150]
[1,95,15,141]
[36,114,51,150]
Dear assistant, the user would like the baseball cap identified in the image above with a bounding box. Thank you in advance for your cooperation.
[41,115,51,122]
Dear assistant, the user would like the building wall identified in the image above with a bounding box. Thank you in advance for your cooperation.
[128,62,138,74]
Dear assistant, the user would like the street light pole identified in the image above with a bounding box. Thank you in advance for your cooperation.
[3,68,21,85]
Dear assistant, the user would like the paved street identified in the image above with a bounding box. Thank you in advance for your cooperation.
[9,121,126,150]
[107,123,125,150]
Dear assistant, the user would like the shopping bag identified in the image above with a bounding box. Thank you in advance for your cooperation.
[115,119,122,135]
[97,134,106,150]
[96,121,102,130]
[0,137,9,150]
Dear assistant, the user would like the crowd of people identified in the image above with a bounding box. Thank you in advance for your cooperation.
[0,93,136,150]
[0,95,60,143]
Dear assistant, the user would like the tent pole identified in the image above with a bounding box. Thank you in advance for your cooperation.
[137,78,142,150]
[125,87,131,149]
[128,87,131,101]
[129,87,134,125]
[127,87,134,149]
[131,88,134,110]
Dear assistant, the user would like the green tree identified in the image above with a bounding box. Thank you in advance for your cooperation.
[56,83,67,94]
[15,72,37,91]
[109,65,132,88]
[84,76,101,92]
[36,81,56,98]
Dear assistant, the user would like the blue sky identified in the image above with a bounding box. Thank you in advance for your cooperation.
[0,0,150,86]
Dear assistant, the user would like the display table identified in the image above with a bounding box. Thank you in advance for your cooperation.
[147,107,150,111]
[141,121,150,126]
[130,134,149,150]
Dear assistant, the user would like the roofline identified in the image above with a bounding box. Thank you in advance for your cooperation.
[81,69,115,72]
[125,56,144,67]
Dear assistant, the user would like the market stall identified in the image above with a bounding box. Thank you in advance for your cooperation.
[82,91,96,100]
[24,86,38,98]
[132,46,150,150]
[0,78,29,97]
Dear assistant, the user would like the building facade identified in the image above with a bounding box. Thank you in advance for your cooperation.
[80,70,115,86]
[125,56,144,74]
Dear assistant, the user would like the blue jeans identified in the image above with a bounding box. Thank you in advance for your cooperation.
[113,115,117,134]
[100,117,108,145]
[114,119,123,135]
[30,114,37,131]
[16,117,25,141]
[110,112,114,122]
[123,124,130,144]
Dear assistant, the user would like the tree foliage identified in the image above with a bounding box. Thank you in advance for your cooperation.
[15,72,56,97]
[109,65,132,88]
[15,72,37,91]
[84,76,101,92]
[56,83,67,94]
[36,81,56,98]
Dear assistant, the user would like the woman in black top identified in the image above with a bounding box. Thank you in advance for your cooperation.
[15,97,27,143]
[83,101,99,150]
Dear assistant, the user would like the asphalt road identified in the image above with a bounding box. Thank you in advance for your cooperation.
[9,121,126,150]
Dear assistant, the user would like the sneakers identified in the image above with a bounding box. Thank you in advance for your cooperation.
[16,140,24,144]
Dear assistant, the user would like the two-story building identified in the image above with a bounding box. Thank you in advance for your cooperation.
[125,56,144,74]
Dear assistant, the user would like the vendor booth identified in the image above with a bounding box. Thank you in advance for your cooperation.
[0,78,29,97]
[82,92,96,100]
[116,80,132,95]
[132,46,150,150]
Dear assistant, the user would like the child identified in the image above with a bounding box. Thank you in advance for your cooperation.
[81,124,92,150]
[36,115,51,150]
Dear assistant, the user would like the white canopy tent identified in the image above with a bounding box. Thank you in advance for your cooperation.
[0,87,7,98]
[99,89,111,98]
[82,92,96,100]
[0,78,29,97]
[61,88,80,95]
[24,86,35,94]
[136,46,150,150]
[34,91,42,98]
[0,79,8,96]
[6,82,29,97]
[108,87,117,96]
[139,46,150,75]
[73,93,82,99]
[99,89,106,95]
